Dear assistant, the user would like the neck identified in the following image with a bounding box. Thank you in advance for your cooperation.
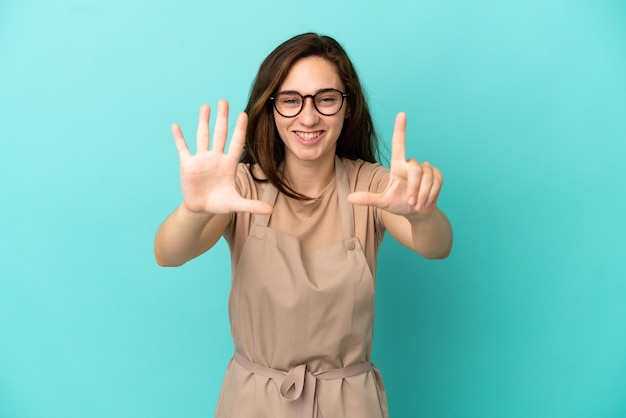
[283,155,336,197]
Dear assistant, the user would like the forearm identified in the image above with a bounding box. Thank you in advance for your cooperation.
[405,208,453,259]
[154,204,218,267]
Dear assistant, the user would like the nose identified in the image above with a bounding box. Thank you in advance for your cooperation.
[298,96,319,126]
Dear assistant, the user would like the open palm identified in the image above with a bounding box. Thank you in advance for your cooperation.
[172,101,272,215]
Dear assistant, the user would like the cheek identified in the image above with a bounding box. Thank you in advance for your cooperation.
[334,118,346,134]
[344,104,351,119]
[274,121,290,143]
[272,115,284,131]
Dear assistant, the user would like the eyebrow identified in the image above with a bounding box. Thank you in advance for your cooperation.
[274,87,340,96]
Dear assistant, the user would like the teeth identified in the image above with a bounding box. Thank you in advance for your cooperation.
[296,131,321,140]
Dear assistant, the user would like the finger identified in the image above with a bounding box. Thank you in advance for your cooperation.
[347,191,383,207]
[425,167,443,208]
[391,112,407,165]
[415,162,433,210]
[405,158,422,206]
[196,104,211,153]
[212,100,229,153]
[227,112,248,158]
[171,123,191,160]
[231,197,273,215]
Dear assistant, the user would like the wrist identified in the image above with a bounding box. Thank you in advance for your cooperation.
[178,203,215,222]
[403,208,439,223]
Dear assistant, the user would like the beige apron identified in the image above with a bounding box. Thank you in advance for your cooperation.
[215,157,389,418]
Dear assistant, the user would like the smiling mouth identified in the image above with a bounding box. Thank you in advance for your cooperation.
[295,131,322,140]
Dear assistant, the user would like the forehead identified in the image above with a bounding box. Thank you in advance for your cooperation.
[279,56,344,93]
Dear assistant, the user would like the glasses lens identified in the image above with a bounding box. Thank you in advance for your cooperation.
[274,92,303,117]
[314,90,343,115]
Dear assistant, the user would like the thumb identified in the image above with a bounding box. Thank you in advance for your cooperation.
[347,191,381,207]
[232,198,274,215]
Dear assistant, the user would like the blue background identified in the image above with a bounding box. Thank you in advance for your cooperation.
[1,0,625,417]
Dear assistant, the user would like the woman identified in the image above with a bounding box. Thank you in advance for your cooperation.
[155,33,452,418]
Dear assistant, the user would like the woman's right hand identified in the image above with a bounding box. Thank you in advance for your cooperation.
[172,100,273,215]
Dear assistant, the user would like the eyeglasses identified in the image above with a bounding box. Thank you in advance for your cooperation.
[270,88,348,118]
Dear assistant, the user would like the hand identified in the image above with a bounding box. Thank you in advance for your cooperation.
[347,112,443,217]
[172,101,272,215]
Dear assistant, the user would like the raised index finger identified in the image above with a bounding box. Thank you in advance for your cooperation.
[227,112,248,158]
[391,112,407,163]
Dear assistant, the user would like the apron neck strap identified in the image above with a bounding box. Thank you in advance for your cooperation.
[334,156,355,240]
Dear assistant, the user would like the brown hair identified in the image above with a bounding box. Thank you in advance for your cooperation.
[240,33,381,199]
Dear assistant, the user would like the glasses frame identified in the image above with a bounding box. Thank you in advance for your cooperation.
[269,88,349,118]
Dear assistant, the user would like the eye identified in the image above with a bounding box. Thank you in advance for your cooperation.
[278,94,302,106]
[316,92,340,106]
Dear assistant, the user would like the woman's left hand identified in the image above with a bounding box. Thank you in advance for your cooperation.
[347,112,443,217]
